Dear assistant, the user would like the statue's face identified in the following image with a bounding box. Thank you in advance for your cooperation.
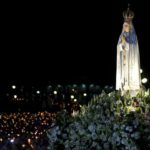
[123,22,130,32]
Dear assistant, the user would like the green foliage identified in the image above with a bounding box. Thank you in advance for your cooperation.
[47,89,150,150]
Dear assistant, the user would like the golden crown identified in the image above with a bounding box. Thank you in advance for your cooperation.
[123,4,134,22]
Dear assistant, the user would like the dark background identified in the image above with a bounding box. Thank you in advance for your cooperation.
[1,0,150,86]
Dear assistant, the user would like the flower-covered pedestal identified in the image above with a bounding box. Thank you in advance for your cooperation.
[47,90,150,150]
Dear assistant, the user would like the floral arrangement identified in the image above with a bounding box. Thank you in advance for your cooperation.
[47,90,150,150]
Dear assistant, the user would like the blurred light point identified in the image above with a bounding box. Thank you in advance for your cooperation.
[142,78,148,84]
[53,91,57,95]
[82,84,86,88]
[140,69,143,73]
[14,95,17,99]
[10,138,14,143]
[70,95,74,99]
[74,99,77,102]
[12,85,16,89]
[83,93,87,96]
[36,90,40,94]
[22,144,26,148]
[28,138,31,144]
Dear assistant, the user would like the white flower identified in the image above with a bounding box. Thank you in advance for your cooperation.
[64,140,70,149]
[50,123,56,127]
[112,132,118,138]
[116,136,121,142]
[131,132,140,140]
[125,126,133,132]
[101,132,107,142]
[121,131,128,138]
[88,124,95,133]
[92,132,97,140]
[55,126,59,131]
[121,138,128,145]
[91,105,96,110]
[116,100,122,105]
[91,141,97,147]
[121,124,126,130]
[96,105,99,109]
[70,129,75,135]
[78,129,85,136]
[108,136,112,142]
[129,145,138,150]
[57,130,61,135]
[103,102,107,107]
[113,124,119,130]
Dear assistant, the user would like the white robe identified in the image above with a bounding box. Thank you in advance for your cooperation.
[116,23,141,96]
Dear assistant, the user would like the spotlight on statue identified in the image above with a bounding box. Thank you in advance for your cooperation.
[142,78,148,84]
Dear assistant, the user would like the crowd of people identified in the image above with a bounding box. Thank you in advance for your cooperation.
[0,111,56,150]
[0,84,114,149]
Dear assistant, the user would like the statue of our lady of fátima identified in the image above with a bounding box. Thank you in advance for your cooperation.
[116,6,141,96]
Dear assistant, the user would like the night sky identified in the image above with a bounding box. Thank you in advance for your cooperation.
[1,1,150,86]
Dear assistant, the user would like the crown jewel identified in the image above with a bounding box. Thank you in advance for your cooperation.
[123,4,134,22]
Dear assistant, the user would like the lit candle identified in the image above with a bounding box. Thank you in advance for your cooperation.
[28,138,31,144]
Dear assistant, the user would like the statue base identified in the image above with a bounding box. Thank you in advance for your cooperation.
[121,87,145,97]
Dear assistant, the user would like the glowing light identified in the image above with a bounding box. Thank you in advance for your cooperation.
[82,84,86,88]
[28,138,31,144]
[10,138,15,143]
[70,95,74,99]
[12,85,16,89]
[83,93,87,96]
[142,78,148,84]
[22,144,26,148]
[36,90,40,94]
[14,95,17,99]
[53,91,57,95]
[140,69,143,73]
[74,99,77,102]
